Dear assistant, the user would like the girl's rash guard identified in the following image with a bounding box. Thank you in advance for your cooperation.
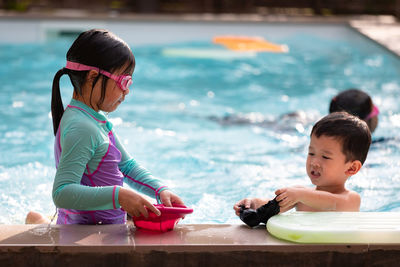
[52,99,167,222]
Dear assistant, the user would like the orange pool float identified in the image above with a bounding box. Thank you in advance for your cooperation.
[213,35,288,53]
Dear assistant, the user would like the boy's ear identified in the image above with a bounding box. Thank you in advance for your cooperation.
[345,160,362,176]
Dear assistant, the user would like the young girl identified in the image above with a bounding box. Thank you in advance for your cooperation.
[26,29,183,224]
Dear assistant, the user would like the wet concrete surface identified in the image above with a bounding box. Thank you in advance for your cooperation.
[0,224,399,266]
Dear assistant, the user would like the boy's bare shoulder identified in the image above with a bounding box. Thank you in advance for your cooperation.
[341,189,361,211]
[347,189,361,201]
[343,189,360,199]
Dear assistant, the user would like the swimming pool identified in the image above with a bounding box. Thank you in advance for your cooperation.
[1,20,400,224]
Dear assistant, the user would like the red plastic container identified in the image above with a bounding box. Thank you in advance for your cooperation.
[132,204,193,232]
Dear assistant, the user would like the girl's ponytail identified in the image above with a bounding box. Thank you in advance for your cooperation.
[51,68,67,136]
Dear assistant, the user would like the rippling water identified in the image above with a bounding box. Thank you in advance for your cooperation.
[1,23,400,224]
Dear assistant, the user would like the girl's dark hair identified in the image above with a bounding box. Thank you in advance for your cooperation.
[329,89,372,121]
[311,112,371,164]
[51,29,135,135]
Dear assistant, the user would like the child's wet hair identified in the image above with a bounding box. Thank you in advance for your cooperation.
[329,89,372,121]
[311,112,371,164]
[51,29,134,135]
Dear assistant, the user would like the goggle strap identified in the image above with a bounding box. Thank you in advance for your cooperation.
[65,61,132,91]
[65,61,99,72]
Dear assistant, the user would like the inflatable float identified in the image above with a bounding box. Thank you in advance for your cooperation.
[213,35,288,53]
[266,211,400,244]
[162,48,256,59]
[162,35,287,59]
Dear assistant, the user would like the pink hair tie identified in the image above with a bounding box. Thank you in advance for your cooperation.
[365,105,379,121]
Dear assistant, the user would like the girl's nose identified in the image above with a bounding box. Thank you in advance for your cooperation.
[124,88,130,96]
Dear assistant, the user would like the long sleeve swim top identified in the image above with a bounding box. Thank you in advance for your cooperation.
[52,99,167,211]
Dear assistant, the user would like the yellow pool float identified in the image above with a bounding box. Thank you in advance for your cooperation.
[213,35,288,53]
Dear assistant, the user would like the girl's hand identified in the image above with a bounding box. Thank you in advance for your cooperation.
[118,187,160,218]
[159,190,184,207]
[275,187,302,211]
[233,198,269,216]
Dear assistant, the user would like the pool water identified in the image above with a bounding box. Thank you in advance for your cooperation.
[1,23,400,224]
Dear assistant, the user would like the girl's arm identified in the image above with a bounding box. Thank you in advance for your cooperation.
[113,130,170,202]
[52,108,162,216]
[52,123,119,210]
[275,187,361,211]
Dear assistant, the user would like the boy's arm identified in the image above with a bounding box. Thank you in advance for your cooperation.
[275,187,360,211]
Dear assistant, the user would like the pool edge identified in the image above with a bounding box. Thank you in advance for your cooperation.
[0,224,399,266]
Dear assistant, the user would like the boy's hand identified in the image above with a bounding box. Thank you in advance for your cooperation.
[233,198,269,216]
[159,190,184,207]
[275,187,303,211]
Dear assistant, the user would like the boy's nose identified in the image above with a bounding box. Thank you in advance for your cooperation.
[311,161,320,169]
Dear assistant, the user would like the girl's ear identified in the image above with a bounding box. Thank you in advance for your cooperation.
[345,160,362,176]
[86,69,99,84]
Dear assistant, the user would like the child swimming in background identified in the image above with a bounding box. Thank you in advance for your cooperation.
[209,88,379,135]
[26,29,183,224]
[234,112,371,226]
[329,88,379,133]
[208,110,319,133]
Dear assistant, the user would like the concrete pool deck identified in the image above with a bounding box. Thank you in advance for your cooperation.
[1,11,400,266]
[1,223,400,266]
[1,10,400,56]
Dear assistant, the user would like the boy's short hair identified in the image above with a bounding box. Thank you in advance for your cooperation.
[311,112,371,164]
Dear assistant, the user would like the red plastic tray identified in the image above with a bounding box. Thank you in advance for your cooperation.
[132,204,193,232]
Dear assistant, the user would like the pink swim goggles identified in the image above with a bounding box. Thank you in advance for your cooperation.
[65,61,132,91]
[365,105,379,120]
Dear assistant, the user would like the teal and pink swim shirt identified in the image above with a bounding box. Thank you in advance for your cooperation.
[52,99,168,224]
